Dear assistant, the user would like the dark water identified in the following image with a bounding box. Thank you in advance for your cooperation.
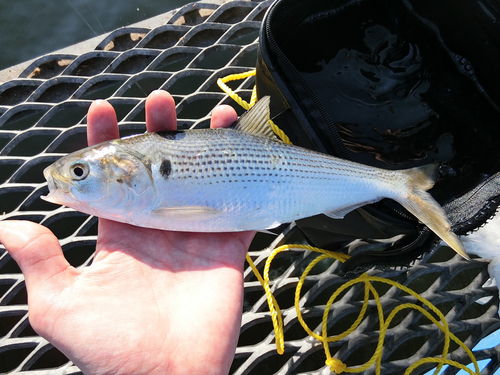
[0,0,195,71]
[277,0,500,204]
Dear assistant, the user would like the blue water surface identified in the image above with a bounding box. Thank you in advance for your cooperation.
[423,328,500,375]
[0,0,193,70]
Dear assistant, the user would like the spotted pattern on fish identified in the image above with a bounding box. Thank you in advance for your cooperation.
[42,125,468,259]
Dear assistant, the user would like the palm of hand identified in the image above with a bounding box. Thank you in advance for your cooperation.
[0,91,254,375]
[43,220,250,374]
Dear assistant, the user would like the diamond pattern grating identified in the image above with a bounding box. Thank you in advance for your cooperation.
[1,1,500,374]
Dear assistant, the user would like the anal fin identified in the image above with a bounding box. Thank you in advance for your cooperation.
[324,201,377,219]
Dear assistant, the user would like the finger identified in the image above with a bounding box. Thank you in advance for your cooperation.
[0,220,77,299]
[87,99,119,146]
[145,90,177,132]
[210,105,238,129]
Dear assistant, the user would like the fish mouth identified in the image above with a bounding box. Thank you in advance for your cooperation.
[41,166,74,205]
[44,167,57,191]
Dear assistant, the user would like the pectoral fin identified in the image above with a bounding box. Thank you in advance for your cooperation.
[151,206,224,221]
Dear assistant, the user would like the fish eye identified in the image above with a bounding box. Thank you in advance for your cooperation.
[70,162,89,180]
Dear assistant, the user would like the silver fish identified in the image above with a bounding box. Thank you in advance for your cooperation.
[42,97,468,259]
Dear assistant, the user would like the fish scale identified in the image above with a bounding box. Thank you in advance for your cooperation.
[105,129,400,232]
[42,97,468,259]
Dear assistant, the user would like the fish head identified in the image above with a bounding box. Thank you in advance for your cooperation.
[42,142,156,217]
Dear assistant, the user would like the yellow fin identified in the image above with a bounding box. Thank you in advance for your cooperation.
[232,96,276,138]
[396,165,469,260]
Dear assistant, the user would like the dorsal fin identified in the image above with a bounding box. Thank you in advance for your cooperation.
[232,96,276,138]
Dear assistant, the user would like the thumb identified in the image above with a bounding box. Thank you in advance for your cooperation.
[0,221,78,330]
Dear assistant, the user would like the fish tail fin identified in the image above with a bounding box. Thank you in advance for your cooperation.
[396,164,469,260]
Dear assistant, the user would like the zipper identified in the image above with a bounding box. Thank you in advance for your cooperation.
[263,0,427,225]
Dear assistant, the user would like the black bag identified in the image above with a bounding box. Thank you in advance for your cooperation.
[255,0,500,272]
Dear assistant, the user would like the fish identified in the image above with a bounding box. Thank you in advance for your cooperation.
[42,96,468,259]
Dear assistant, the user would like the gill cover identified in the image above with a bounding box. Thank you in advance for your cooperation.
[42,143,155,213]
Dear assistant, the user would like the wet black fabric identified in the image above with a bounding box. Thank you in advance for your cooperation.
[256,0,500,270]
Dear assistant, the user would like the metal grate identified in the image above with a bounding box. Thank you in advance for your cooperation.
[1,0,500,374]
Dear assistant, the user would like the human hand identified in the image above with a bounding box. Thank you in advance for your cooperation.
[0,90,255,375]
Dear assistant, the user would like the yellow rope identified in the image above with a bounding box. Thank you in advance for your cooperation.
[217,71,291,144]
[217,71,254,111]
[272,245,480,375]
[219,70,480,374]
